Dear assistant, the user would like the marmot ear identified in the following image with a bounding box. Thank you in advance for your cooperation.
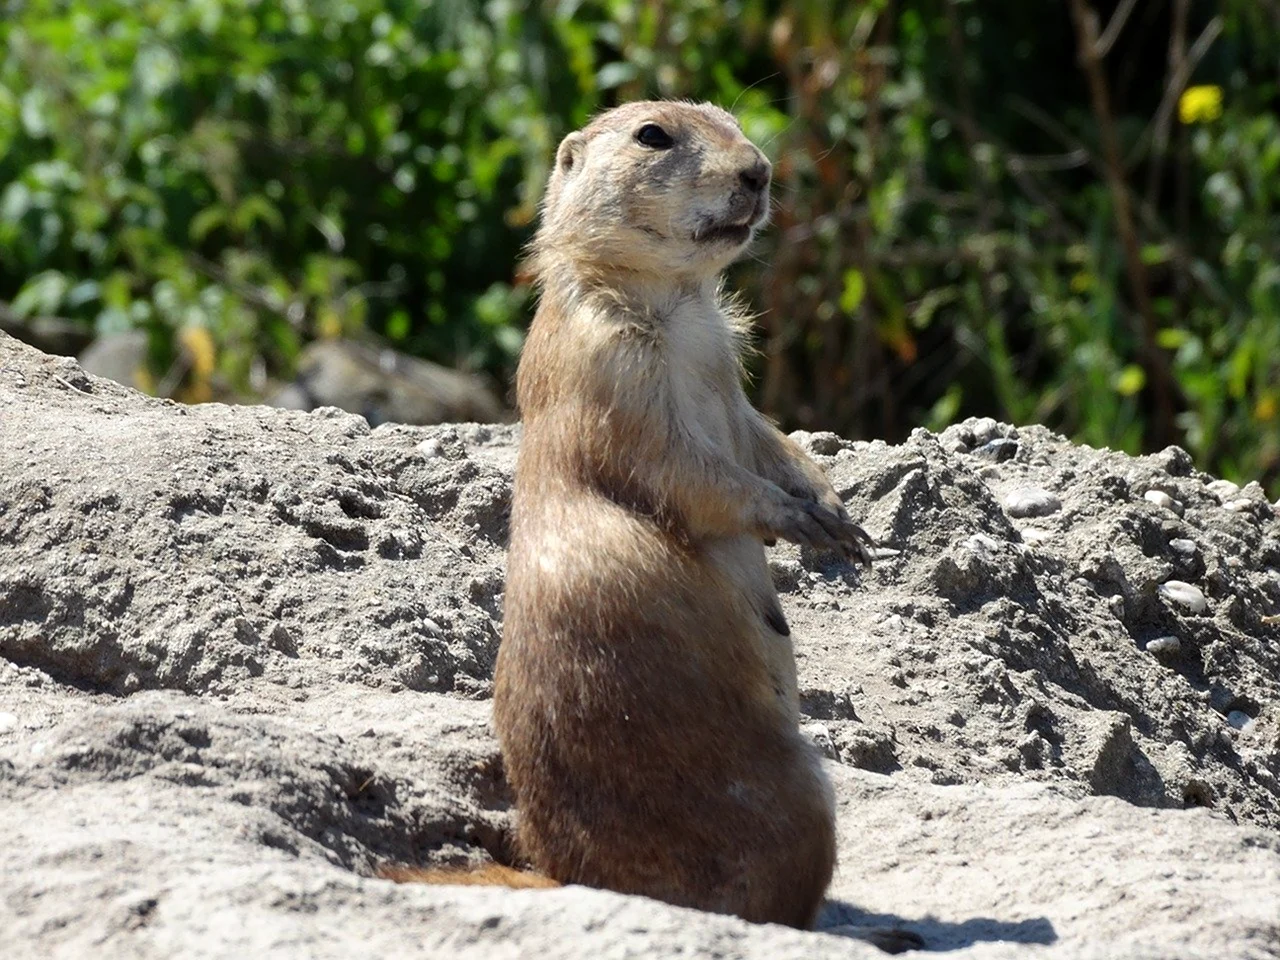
[555,132,585,177]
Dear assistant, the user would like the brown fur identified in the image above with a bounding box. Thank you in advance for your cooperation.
[484,101,873,928]
[379,864,559,889]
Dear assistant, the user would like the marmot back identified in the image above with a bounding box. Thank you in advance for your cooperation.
[493,100,874,929]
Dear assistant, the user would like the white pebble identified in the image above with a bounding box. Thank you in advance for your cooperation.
[1021,528,1053,545]
[416,438,443,458]
[964,533,1002,556]
[1226,710,1252,731]
[1146,636,1181,656]
[1225,499,1255,513]
[1144,490,1183,514]
[970,417,999,446]
[1004,487,1062,519]
[0,712,16,734]
[1205,479,1240,501]
[1169,538,1198,556]
[1158,580,1209,615]
[878,614,906,633]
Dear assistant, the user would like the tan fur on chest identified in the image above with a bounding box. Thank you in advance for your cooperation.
[661,294,744,455]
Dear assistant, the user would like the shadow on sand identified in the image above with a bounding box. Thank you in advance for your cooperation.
[818,900,1058,953]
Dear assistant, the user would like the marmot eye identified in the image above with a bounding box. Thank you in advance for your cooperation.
[635,123,674,149]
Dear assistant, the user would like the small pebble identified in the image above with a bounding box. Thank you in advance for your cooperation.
[964,533,1002,556]
[1158,580,1209,615]
[970,417,1000,446]
[1225,499,1255,514]
[1004,487,1062,519]
[1146,636,1181,657]
[1205,479,1240,501]
[0,712,16,734]
[802,722,839,760]
[416,438,443,458]
[1226,710,1252,732]
[973,438,1019,463]
[1169,538,1198,557]
[878,614,906,633]
[1143,490,1184,515]
[1021,527,1052,546]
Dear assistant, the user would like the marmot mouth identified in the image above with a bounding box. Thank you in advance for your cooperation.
[693,222,754,245]
[693,195,768,246]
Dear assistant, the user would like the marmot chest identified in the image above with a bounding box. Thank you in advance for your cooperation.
[662,302,742,454]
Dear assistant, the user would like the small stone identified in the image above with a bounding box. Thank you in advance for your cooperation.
[1158,580,1209,615]
[1225,499,1256,514]
[416,438,443,458]
[1169,538,1198,557]
[1108,595,1125,619]
[0,712,16,734]
[802,722,839,760]
[973,438,1019,462]
[870,546,902,560]
[963,533,1002,556]
[877,614,906,633]
[1205,479,1240,501]
[1004,487,1062,519]
[1226,710,1252,731]
[1021,527,1052,546]
[970,417,1000,446]
[1143,490,1183,515]
[1146,636,1181,657]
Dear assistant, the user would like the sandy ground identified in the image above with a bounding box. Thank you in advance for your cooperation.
[2,331,1278,958]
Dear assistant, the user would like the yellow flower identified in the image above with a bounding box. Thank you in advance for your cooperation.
[1179,85,1223,124]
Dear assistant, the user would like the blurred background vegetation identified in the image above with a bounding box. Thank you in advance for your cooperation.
[1,0,1277,495]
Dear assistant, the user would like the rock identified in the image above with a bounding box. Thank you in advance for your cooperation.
[1145,636,1181,657]
[1168,538,1198,557]
[970,417,1000,446]
[4,334,1280,959]
[0,711,16,733]
[1227,710,1253,732]
[1157,580,1209,615]
[267,338,508,426]
[1004,487,1062,519]
[1206,479,1241,501]
[1143,490,1183,515]
[972,438,1019,462]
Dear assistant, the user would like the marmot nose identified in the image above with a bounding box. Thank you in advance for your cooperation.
[739,160,771,195]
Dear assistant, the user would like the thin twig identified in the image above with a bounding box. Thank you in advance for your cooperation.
[1129,15,1224,169]
[1093,0,1141,57]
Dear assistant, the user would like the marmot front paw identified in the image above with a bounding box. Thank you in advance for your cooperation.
[759,492,875,567]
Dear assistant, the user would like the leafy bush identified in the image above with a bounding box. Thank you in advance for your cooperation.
[1,0,1277,495]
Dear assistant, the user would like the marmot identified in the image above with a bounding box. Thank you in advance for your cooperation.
[491,100,874,927]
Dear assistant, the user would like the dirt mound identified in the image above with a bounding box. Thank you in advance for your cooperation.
[2,332,1278,958]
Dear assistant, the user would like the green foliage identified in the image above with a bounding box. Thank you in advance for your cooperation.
[1,0,1277,494]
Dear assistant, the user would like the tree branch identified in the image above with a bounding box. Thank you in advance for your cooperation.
[1067,0,1178,448]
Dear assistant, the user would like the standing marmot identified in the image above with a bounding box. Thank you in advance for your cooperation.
[493,100,874,928]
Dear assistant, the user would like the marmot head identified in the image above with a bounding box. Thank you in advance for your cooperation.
[537,101,772,281]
